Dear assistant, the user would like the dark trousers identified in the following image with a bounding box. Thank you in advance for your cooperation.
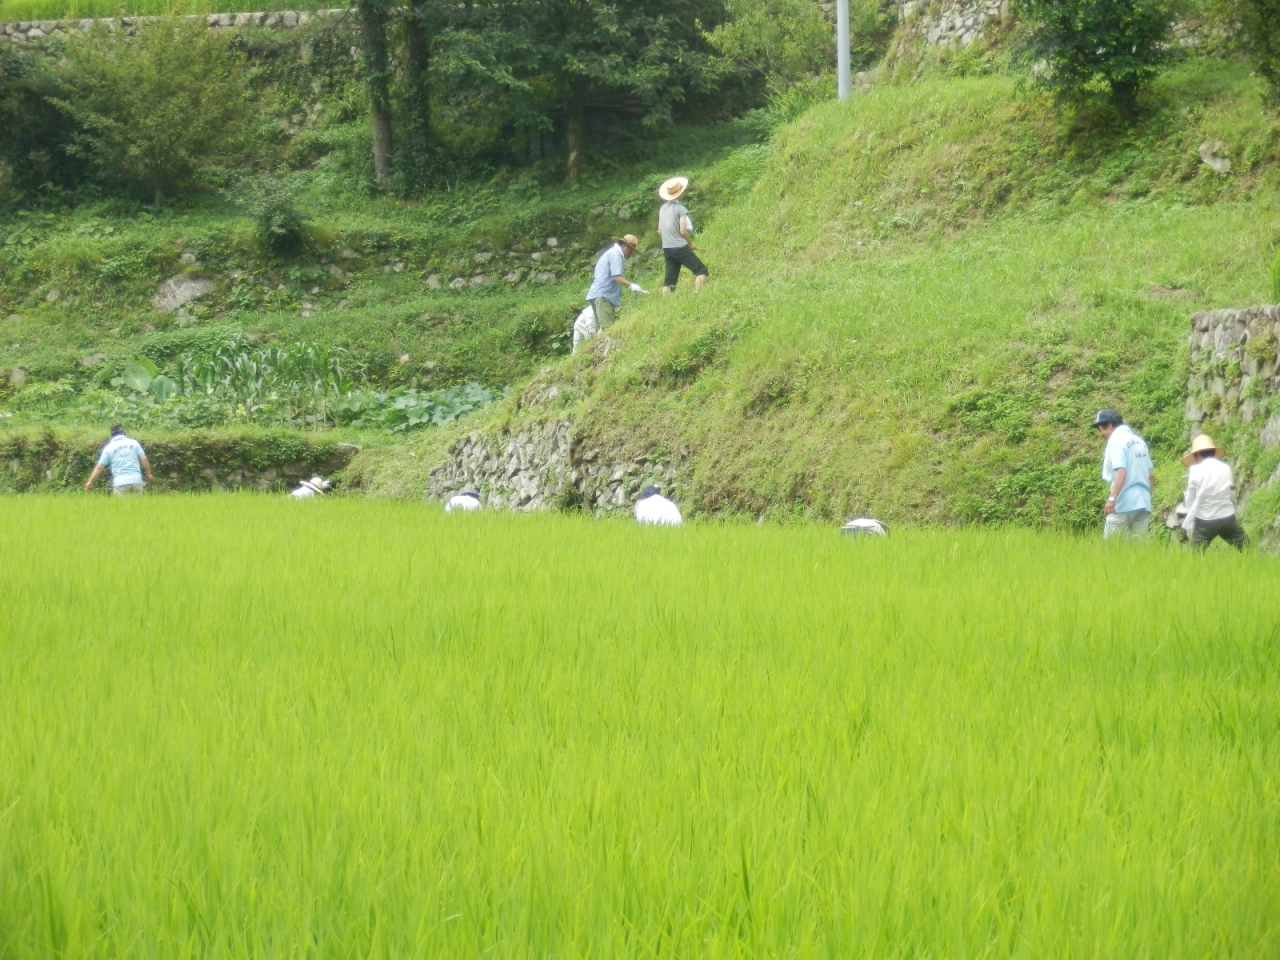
[1191,514,1247,550]
[663,246,708,288]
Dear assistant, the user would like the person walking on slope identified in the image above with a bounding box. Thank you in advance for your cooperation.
[657,176,708,295]
[635,485,682,526]
[84,424,153,495]
[585,234,647,334]
[1180,434,1246,550]
[1092,408,1154,539]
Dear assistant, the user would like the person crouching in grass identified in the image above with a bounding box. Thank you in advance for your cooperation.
[84,424,153,495]
[1180,435,1246,550]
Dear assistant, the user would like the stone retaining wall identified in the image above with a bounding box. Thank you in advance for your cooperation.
[2,8,345,45]
[898,0,1013,47]
[1185,305,1280,547]
[425,419,683,515]
[6,1,1012,49]
[1186,305,1280,430]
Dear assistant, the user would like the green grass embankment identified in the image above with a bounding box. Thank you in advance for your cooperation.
[475,62,1280,528]
[0,125,761,404]
[0,423,374,492]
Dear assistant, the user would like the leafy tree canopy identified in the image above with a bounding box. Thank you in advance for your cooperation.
[1019,0,1175,121]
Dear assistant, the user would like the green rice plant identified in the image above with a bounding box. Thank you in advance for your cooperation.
[0,497,1276,958]
[0,0,326,21]
[1271,246,1280,302]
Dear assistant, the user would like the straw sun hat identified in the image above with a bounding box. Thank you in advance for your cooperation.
[1181,435,1224,467]
[658,176,688,201]
[612,234,641,249]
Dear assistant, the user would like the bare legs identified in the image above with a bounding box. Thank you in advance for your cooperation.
[661,276,707,296]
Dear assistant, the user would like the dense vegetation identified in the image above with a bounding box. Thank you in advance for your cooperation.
[357,60,1280,530]
[2,497,1276,956]
[2,0,1279,530]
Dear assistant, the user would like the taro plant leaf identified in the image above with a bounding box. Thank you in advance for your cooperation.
[121,358,158,393]
[149,375,179,402]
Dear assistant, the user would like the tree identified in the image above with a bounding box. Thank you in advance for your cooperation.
[51,19,249,204]
[498,0,725,182]
[1234,0,1280,104]
[355,0,396,185]
[399,0,446,187]
[0,45,87,195]
[704,0,832,93]
[1019,0,1174,121]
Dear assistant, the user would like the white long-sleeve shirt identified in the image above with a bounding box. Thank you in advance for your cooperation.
[635,494,682,526]
[1182,457,1236,533]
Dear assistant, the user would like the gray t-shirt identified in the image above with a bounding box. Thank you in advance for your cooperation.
[659,200,692,249]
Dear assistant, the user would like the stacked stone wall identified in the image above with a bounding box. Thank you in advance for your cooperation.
[1185,305,1280,547]
[1186,305,1280,430]
[897,0,1013,48]
[425,418,684,515]
[7,2,1014,50]
[2,8,346,45]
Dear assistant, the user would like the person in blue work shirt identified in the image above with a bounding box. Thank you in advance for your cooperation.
[1092,408,1154,539]
[584,234,647,333]
[84,424,154,495]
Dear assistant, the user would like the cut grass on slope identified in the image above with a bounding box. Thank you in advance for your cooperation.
[1,496,1278,957]
[495,62,1280,529]
[0,123,762,397]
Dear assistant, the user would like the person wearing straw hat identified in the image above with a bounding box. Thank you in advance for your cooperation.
[584,234,647,335]
[657,176,708,295]
[1092,408,1154,539]
[445,488,482,513]
[290,476,331,498]
[1180,435,1246,550]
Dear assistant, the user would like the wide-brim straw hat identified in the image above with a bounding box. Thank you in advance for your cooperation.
[612,234,641,249]
[1181,434,1224,467]
[658,176,688,201]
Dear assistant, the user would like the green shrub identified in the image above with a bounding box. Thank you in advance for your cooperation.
[0,46,86,195]
[706,0,891,99]
[1271,247,1280,302]
[1018,0,1175,121]
[235,176,311,258]
[51,18,251,204]
[1236,0,1280,104]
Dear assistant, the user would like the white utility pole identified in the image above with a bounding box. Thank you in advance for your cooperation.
[836,0,851,101]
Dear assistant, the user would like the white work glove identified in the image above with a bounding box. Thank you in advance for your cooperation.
[631,284,648,295]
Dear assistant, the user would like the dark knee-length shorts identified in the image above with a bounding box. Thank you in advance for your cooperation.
[663,246,708,288]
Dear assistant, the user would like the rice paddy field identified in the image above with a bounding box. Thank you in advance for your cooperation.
[0,0,325,22]
[1,495,1278,958]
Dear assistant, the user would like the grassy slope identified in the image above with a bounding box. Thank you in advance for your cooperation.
[0,123,760,402]
[457,61,1280,528]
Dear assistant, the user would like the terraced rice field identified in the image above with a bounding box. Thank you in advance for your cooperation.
[1,496,1277,957]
